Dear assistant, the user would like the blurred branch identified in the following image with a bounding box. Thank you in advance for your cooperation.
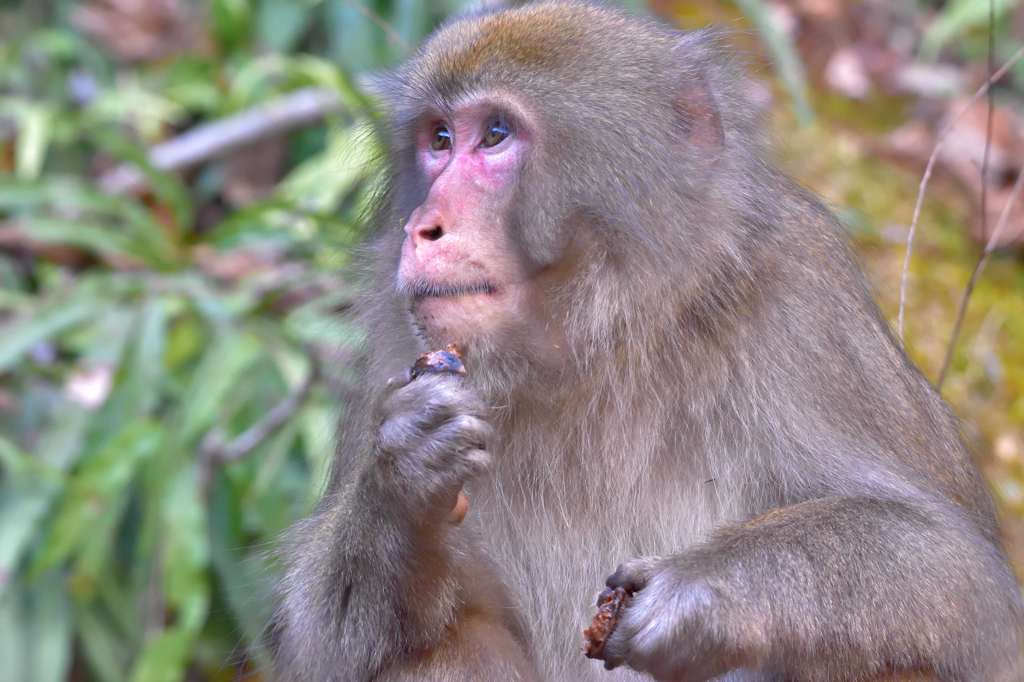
[99,87,348,195]
[935,0,998,391]
[897,43,1024,346]
[200,353,321,466]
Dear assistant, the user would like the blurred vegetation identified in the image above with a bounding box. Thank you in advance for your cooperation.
[0,1,471,680]
[1,1,1023,682]
[670,0,1024,563]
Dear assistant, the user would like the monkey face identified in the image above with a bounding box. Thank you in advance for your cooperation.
[396,94,563,358]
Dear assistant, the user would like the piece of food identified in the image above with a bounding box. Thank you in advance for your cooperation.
[582,586,630,660]
[410,343,465,379]
[447,490,469,525]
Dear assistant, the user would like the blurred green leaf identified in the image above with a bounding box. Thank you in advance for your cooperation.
[921,0,1020,59]
[0,435,62,482]
[130,464,210,682]
[130,628,195,682]
[211,0,254,53]
[178,332,264,443]
[88,126,195,239]
[287,55,368,109]
[256,0,314,52]
[75,604,130,682]
[389,0,430,50]
[0,571,72,682]
[0,0,402,679]
[121,299,170,417]
[32,421,164,577]
[25,571,73,682]
[730,0,814,126]
[21,218,155,265]
[0,181,54,211]
[277,122,373,213]
[324,0,378,71]
[87,87,187,144]
[0,407,90,602]
[0,485,57,594]
[208,476,277,655]
[1,99,54,180]
[0,298,103,374]
[298,401,338,498]
[0,585,25,682]
[243,420,299,525]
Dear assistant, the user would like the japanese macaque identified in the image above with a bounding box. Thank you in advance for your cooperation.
[270,2,1024,681]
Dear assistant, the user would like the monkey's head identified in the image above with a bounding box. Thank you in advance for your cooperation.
[379,1,768,380]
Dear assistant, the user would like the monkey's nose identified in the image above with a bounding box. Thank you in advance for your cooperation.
[412,224,444,246]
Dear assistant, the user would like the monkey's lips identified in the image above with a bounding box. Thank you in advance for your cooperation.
[410,282,503,337]
[410,282,497,301]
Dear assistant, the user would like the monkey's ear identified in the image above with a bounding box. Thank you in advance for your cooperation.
[675,75,725,161]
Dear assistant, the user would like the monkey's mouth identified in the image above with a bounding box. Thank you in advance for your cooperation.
[410,282,497,301]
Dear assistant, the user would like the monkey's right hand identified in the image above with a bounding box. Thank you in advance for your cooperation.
[375,373,491,520]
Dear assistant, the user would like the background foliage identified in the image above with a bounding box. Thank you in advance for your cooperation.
[0,1,455,680]
[1,1,1022,682]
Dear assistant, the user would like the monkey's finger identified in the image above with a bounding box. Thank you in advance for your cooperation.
[606,556,659,593]
[431,414,491,455]
[458,447,491,478]
[385,367,414,390]
[600,633,628,671]
[456,414,492,451]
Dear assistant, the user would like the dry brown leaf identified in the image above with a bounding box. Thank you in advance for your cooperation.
[938,97,1024,186]
[794,0,843,22]
[191,244,279,282]
[975,184,1024,248]
[884,99,1024,248]
[72,0,196,62]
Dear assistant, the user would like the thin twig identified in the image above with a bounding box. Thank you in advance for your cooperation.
[196,354,321,498]
[200,356,320,466]
[99,87,347,195]
[978,0,996,291]
[935,0,996,389]
[936,151,1024,389]
[897,43,1024,345]
[352,4,413,55]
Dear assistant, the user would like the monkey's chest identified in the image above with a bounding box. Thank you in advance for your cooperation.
[472,477,724,681]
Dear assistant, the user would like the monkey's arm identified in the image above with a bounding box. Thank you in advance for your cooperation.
[272,376,535,682]
[604,495,1023,681]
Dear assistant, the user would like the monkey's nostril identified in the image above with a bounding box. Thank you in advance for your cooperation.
[424,226,443,241]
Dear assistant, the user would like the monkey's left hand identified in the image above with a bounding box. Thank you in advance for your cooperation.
[599,555,745,682]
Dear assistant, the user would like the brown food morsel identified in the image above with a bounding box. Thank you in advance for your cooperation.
[447,490,469,525]
[582,586,630,660]
[410,343,465,379]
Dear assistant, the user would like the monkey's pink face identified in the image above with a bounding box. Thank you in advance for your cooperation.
[397,96,538,349]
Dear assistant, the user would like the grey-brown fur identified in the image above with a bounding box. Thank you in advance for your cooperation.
[270,2,1024,680]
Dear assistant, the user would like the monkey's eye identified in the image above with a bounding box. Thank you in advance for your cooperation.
[430,125,452,152]
[481,118,510,148]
